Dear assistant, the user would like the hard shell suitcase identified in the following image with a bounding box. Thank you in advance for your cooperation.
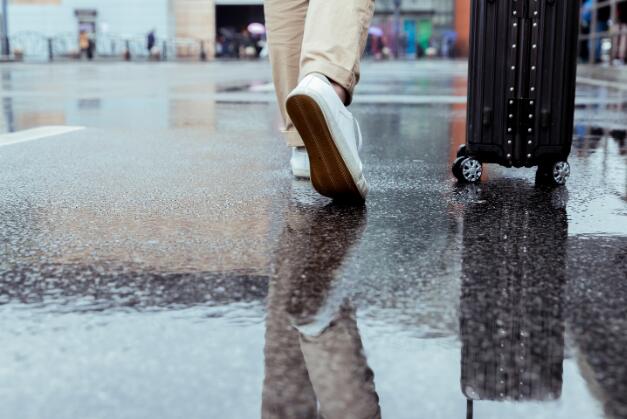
[453,0,581,185]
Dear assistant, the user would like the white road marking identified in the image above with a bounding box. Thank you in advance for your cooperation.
[248,83,275,93]
[0,126,85,147]
[215,92,469,105]
[355,95,467,104]
[215,91,627,107]
[577,77,627,91]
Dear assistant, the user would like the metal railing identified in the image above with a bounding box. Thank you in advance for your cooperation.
[579,0,627,65]
[3,31,211,62]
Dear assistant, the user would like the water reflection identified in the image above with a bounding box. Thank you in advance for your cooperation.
[573,124,627,157]
[565,235,627,419]
[2,97,15,132]
[262,198,380,419]
[458,181,568,415]
[77,98,102,110]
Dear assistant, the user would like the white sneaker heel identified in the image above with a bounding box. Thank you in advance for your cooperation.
[290,147,311,179]
[286,73,368,201]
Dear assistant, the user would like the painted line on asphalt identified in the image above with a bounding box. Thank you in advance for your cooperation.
[248,83,275,93]
[0,126,85,147]
[215,92,627,106]
[355,95,467,104]
[215,92,469,105]
[577,77,627,91]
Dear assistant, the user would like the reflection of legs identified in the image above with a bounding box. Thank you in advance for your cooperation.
[262,276,317,419]
[264,0,307,147]
[299,303,381,419]
[300,0,374,105]
[263,201,377,417]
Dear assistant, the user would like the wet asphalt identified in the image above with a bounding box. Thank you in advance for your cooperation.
[0,61,626,419]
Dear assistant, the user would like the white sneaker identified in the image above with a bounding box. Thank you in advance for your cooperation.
[290,147,311,179]
[286,73,368,201]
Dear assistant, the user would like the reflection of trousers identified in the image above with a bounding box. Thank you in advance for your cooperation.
[263,0,375,147]
[262,278,380,419]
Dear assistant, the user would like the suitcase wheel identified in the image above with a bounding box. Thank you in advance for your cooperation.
[453,157,483,183]
[536,161,571,186]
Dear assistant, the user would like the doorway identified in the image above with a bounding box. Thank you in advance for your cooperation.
[75,9,98,35]
[215,5,265,58]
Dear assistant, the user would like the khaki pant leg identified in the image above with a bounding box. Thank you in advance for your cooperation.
[262,276,318,419]
[299,306,381,419]
[300,0,375,104]
[264,0,308,147]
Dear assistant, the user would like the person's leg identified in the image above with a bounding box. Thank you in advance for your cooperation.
[270,193,373,418]
[300,0,375,105]
[261,276,318,419]
[262,195,367,418]
[299,303,381,419]
[264,0,308,148]
[595,21,609,63]
[284,0,374,201]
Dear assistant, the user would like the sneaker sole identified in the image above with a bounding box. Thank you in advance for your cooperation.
[286,94,366,202]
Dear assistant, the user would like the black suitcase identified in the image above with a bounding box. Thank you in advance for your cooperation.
[453,0,581,186]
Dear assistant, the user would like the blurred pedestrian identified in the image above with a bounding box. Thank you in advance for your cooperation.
[216,35,225,58]
[595,1,611,63]
[373,36,385,60]
[264,0,374,201]
[239,29,256,59]
[147,30,156,54]
[581,0,611,63]
[615,1,627,64]
[441,31,457,58]
[87,34,95,60]
[79,30,90,59]
[580,11,591,62]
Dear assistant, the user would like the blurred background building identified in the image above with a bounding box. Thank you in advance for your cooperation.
[8,0,172,38]
[5,0,217,58]
[1,0,457,60]
[369,0,455,58]
[0,0,625,65]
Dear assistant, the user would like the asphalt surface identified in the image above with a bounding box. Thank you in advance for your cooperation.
[0,61,626,419]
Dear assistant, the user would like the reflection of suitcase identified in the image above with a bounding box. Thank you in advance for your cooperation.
[453,0,581,186]
[459,183,567,402]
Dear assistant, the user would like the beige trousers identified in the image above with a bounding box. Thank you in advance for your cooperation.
[264,0,375,147]
[262,201,380,419]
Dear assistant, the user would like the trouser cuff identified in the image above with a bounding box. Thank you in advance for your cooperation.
[300,60,357,105]
[282,129,304,147]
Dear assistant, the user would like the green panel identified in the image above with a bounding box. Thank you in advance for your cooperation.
[417,19,433,50]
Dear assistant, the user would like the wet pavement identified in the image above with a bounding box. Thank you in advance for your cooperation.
[0,61,626,419]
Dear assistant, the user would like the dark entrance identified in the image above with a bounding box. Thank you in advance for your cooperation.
[216,5,264,33]
[215,5,265,58]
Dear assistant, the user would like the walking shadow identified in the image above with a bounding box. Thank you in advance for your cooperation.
[262,201,381,419]
[458,181,568,417]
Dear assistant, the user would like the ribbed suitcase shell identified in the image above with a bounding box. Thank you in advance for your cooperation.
[466,0,581,168]
[459,183,566,401]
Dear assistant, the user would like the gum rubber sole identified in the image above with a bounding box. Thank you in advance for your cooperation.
[286,94,364,202]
